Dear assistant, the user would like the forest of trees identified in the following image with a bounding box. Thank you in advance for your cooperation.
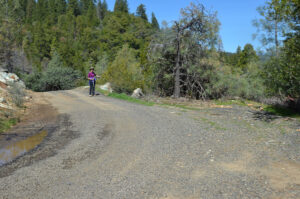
[0,0,299,109]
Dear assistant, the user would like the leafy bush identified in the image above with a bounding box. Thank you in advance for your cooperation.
[263,49,300,99]
[101,45,145,94]
[211,65,265,100]
[24,52,81,92]
[42,66,81,91]
[95,54,109,76]
[7,82,26,107]
[24,70,45,91]
[25,66,81,91]
[180,54,266,100]
[216,62,265,100]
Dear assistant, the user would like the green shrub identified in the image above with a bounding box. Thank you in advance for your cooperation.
[199,60,265,100]
[263,53,300,99]
[101,44,145,94]
[95,54,109,76]
[42,66,81,91]
[24,70,45,91]
[7,82,26,107]
[25,67,81,91]
[24,52,81,91]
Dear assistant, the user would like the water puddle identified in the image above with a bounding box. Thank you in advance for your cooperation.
[0,130,48,166]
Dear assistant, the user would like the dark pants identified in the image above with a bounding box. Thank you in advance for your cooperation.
[89,80,95,95]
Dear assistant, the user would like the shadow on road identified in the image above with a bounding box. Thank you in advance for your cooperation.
[252,111,281,122]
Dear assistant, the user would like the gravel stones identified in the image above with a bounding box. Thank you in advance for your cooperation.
[0,88,299,198]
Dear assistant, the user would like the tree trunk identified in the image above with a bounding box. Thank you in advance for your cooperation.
[174,34,181,98]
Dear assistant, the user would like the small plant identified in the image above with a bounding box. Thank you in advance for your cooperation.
[7,82,26,107]
[3,111,12,118]
[0,118,17,133]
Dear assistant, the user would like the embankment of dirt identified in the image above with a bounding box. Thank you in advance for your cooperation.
[0,93,79,177]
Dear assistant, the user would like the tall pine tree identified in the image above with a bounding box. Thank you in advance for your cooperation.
[56,0,67,15]
[35,0,48,21]
[67,0,80,16]
[0,0,23,71]
[86,0,98,26]
[97,0,108,20]
[136,4,147,21]
[79,0,94,14]
[25,0,36,24]
[48,0,66,22]
[114,0,128,13]
[151,12,159,29]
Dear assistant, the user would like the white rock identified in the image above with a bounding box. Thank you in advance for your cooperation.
[0,103,12,109]
[0,72,26,90]
[131,88,144,98]
[0,97,4,103]
[0,72,8,84]
[7,73,19,81]
[0,75,6,84]
[0,72,20,84]
[100,82,113,93]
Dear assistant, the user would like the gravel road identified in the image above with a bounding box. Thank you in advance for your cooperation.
[0,88,299,199]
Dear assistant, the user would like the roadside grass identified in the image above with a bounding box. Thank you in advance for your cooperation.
[158,103,200,110]
[96,88,300,120]
[214,99,247,106]
[214,99,300,119]
[97,88,203,110]
[263,105,300,119]
[213,99,261,107]
[96,88,155,106]
[0,118,18,134]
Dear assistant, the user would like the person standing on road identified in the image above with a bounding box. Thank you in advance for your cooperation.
[88,67,96,97]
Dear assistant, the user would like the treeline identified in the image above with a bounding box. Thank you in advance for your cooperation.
[0,0,299,107]
[0,0,158,71]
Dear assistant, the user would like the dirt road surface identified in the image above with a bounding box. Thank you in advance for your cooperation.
[0,88,299,199]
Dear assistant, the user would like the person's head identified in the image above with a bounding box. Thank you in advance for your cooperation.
[90,67,94,72]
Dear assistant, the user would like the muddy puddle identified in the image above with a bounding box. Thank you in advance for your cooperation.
[0,130,48,166]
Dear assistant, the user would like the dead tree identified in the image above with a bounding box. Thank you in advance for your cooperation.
[148,2,220,99]
[172,3,211,98]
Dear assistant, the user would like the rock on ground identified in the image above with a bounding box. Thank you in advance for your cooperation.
[99,82,113,93]
[0,71,25,89]
[131,88,144,98]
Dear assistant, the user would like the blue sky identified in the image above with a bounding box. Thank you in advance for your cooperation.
[104,0,267,52]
